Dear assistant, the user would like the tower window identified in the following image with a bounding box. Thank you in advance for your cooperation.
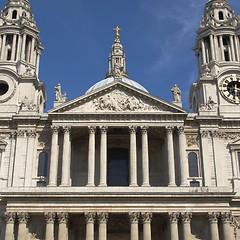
[218,11,224,20]
[0,82,9,96]
[37,152,48,177]
[188,152,199,177]
[12,10,17,20]
[22,12,26,17]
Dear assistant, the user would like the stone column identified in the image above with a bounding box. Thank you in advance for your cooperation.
[25,130,36,186]
[98,212,108,240]
[219,36,225,61]
[166,126,176,186]
[45,212,55,240]
[142,212,152,240]
[87,126,96,186]
[200,130,211,187]
[11,34,17,61]
[36,52,40,77]
[234,36,240,62]
[177,127,188,186]
[21,33,27,60]
[230,35,236,61]
[49,126,59,186]
[0,36,2,56]
[201,40,207,64]
[17,212,29,240]
[221,212,234,240]
[129,212,140,240]
[30,37,36,64]
[85,212,96,240]
[168,212,179,240]
[129,126,138,186]
[141,126,150,186]
[210,34,216,61]
[4,212,16,240]
[99,126,108,187]
[0,35,6,60]
[16,34,22,61]
[57,212,69,240]
[181,212,192,240]
[61,126,71,186]
[208,212,220,240]
[7,132,16,187]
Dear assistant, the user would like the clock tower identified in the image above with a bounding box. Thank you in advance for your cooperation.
[0,0,46,116]
[190,0,240,116]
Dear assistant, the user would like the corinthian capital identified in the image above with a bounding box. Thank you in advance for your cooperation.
[168,212,179,223]
[129,212,140,223]
[85,212,96,223]
[5,212,16,223]
[208,212,219,223]
[51,126,59,134]
[141,212,152,223]
[97,212,109,223]
[57,212,69,224]
[100,126,108,134]
[129,126,137,134]
[44,212,56,223]
[88,126,96,134]
[17,212,29,224]
[221,212,232,223]
[181,212,192,223]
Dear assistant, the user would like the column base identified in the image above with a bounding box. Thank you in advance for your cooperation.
[98,184,107,187]
[48,184,57,187]
[86,184,95,187]
[168,183,177,187]
[141,183,150,187]
[59,184,69,187]
[129,184,138,187]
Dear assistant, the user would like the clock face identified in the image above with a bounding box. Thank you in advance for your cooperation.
[220,75,240,104]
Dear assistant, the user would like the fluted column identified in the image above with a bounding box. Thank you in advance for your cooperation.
[141,126,150,186]
[129,212,140,240]
[219,36,224,61]
[87,126,96,186]
[234,36,240,62]
[0,35,6,60]
[45,212,55,240]
[99,126,108,187]
[210,34,216,61]
[85,212,96,240]
[17,212,29,240]
[11,34,17,61]
[16,34,22,61]
[168,212,179,240]
[5,212,16,240]
[142,212,152,240]
[21,33,27,60]
[57,212,69,240]
[201,40,207,64]
[25,130,36,186]
[181,212,192,240]
[166,126,176,186]
[36,52,40,77]
[208,212,220,240]
[61,126,71,186]
[221,212,234,240]
[98,212,108,240]
[30,37,36,64]
[230,35,236,61]
[49,126,59,186]
[178,127,188,186]
[129,126,138,186]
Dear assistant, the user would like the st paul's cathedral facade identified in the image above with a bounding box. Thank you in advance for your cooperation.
[0,0,240,239]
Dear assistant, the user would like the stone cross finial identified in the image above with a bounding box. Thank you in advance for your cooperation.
[114,26,121,43]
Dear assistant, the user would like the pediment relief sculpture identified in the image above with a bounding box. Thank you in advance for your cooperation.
[69,90,162,113]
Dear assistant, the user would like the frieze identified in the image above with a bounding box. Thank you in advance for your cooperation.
[186,135,198,147]
[70,90,161,113]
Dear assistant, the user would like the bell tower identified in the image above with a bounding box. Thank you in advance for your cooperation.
[0,0,46,115]
[190,0,240,116]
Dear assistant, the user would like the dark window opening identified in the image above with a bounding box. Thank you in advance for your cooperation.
[37,152,48,177]
[188,152,199,177]
[22,12,26,17]
[224,51,230,61]
[12,10,17,19]
[223,37,228,46]
[107,148,129,186]
[219,11,224,20]
[0,82,9,96]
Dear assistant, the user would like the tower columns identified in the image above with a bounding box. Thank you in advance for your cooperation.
[201,40,207,64]
[129,212,139,240]
[234,36,240,62]
[210,34,216,61]
[16,34,22,60]
[219,36,225,61]
[230,35,236,61]
[0,35,6,60]
[11,34,17,61]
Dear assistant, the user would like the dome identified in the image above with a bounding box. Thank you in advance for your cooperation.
[86,77,148,94]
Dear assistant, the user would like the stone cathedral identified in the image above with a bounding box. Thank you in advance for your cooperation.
[0,0,240,239]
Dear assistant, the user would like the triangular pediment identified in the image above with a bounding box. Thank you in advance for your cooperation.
[49,81,187,114]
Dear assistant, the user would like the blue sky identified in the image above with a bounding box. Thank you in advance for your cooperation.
[1,0,239,111]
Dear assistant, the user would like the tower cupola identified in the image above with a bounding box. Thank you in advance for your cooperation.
[106,26,129,79]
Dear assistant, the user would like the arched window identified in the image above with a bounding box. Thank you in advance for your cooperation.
[37,152,48,177]
[188,152,199,177]
[12,10,17,19]
[219,11,224,20]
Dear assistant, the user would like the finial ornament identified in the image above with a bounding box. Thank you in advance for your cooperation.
[114,26,121,43]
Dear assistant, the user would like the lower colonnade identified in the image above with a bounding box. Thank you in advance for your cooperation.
[4,211,234,240]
